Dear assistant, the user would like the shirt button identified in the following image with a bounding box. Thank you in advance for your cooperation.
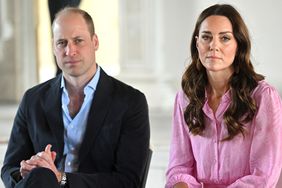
[67,161,71,166]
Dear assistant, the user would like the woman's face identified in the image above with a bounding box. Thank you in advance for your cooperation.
[196,15,237,75]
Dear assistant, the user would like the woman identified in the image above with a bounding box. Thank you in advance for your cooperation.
[166,4,282,188]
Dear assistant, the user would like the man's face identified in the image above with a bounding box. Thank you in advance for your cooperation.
[52,13,99,79]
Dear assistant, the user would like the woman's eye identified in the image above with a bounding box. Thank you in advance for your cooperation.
[221,36,231,42]
[201,35,211,41]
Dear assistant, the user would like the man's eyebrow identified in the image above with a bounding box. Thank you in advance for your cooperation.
[72,36,83,39]
[55,38,66,42]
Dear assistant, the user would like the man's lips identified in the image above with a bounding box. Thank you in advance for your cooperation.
[65,60,80,64]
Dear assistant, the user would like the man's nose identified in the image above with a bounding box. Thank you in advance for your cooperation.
[65,43,77,56]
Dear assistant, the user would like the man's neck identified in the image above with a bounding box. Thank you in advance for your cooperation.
[63,64,97,93]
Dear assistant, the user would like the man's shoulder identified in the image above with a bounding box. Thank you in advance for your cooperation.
[99,69,144,96]
[24,76,60,97]
[109,75,145,98]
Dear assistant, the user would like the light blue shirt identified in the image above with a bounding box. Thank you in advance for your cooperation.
[60,66,100,172]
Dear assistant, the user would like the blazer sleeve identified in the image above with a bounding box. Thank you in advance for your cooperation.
[66,91,150,188]
[1,92,35,188]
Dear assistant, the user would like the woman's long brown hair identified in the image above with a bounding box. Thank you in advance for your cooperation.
[182,4,264,140]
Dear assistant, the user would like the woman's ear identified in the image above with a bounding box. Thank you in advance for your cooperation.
[195,36,199,48]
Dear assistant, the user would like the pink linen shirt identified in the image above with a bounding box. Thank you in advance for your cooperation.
[166,81,282,188]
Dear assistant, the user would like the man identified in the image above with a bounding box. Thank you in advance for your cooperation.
[1,7,150,188]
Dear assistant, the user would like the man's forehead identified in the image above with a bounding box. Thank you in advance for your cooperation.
[53,21,89,37]
[53,13,85,30]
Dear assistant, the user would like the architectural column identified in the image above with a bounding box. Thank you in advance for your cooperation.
[0,0,37,103]
[118,0,175,111]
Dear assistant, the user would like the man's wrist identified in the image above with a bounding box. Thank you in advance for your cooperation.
[56,171,62,183]
[59,172,67,186]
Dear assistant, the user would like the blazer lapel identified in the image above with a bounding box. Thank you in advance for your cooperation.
[78,69,113,162]
[43,76,65,158]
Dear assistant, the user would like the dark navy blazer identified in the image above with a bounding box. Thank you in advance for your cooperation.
[1,68,150,188]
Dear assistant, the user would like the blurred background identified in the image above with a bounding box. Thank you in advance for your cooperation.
[0,0,282,187]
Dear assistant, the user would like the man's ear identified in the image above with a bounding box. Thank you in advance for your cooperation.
[92,34,99,51]
[52,38,56,54]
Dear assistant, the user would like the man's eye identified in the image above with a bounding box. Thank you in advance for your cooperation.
[74,39,83,44]
[56,41,67,48]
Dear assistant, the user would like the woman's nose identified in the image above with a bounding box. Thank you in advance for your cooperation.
[209,38,219,51]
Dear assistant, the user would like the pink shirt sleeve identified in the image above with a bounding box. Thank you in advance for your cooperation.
[165,92,202,188]
[227,85,282,188]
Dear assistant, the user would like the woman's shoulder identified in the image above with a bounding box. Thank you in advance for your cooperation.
[175,90,189,108]
[252,80,281,100]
